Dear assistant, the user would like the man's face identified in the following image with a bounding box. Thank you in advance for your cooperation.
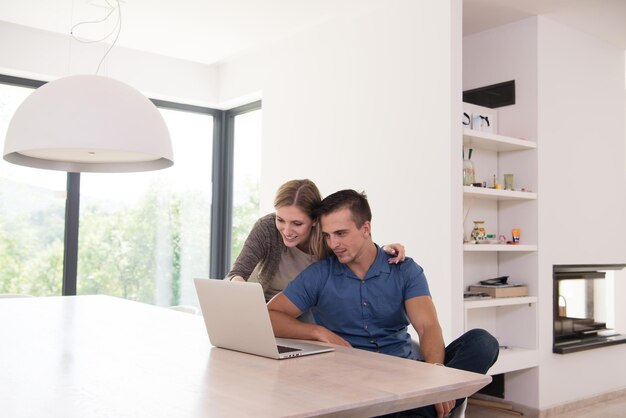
[321,207,371,267]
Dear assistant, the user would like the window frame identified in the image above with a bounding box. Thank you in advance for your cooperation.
[213,100,262,277]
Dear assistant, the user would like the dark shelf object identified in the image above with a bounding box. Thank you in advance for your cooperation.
[553,332,626,354]
[463,80,515,109]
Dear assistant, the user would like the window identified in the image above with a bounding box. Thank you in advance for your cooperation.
[231,106,262,263]
[78,106,214,307]
[0,81,66,296]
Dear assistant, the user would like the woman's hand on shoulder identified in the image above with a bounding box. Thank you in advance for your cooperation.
[383,243,406,264]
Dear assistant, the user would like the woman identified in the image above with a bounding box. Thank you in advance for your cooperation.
[226,179,405,301]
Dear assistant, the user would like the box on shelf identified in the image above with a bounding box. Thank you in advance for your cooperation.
[468,284,528,298]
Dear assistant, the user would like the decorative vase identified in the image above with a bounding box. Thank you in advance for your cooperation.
[463,158,475,186]
[471,221,487,242]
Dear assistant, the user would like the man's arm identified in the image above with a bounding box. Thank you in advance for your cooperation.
[405,295,453,418]
[405,295,445,363]
[267,293,351,346]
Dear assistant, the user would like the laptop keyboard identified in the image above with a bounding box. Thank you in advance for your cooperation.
[277,345,302,354]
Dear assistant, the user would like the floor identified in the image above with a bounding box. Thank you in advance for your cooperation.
[465,393,626,418]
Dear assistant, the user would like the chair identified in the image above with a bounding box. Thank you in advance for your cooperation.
[167,305,201,315]
[0,294,34,298]
[451,398,467,418]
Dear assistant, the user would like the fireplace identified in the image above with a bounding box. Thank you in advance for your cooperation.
[553,264,626,354]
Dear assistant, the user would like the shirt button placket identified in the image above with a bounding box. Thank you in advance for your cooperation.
[361,280,370,333]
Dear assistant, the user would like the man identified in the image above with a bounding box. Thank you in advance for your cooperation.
[268,190,499,418]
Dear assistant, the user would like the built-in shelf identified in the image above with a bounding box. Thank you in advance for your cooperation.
[463,186,537,200]
[463,244,537,252]
[464,296,537,309]
[462,106,539,379]
[463,128,536,152]
[487,347,539,375]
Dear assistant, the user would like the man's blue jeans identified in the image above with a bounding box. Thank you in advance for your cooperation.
[382,328,499,418]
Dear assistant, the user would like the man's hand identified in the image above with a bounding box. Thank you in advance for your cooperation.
[434,399,456,418]
[268,293,352,347]
[312,327,352,347]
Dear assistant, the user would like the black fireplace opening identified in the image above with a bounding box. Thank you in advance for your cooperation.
[553,264,626,354]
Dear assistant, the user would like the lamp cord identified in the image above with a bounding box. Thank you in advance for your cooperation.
[69,0,122,75]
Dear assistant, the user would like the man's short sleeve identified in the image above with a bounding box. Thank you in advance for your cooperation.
[401,261,431,300]
[282,261,327,312]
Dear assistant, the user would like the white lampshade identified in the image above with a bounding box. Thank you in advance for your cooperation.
[3,75,173,172]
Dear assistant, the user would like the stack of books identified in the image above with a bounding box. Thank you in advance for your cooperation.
[468,283,528,298]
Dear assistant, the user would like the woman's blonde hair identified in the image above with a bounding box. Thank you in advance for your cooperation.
[274,179,330,259]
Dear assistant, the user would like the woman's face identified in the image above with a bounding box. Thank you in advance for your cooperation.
[275,205,316,251]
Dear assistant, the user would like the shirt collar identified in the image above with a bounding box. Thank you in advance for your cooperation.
[331,244,392,280]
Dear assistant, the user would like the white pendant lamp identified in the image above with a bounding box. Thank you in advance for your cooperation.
[3,74,173,172]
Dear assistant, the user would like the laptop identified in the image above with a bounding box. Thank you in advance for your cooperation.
[193,278,334,359]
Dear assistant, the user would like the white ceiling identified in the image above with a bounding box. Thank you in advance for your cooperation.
[1,0,625,66]
[464,0,626,49]
[0,0,380,65]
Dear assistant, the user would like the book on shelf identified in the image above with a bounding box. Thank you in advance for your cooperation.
[463,291,492,300]
[468,284,528,298]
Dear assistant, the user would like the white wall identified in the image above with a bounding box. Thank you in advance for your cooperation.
[219,0,463,340]
[465,16,626,411]
[537,16,626,410]
[0,21,218,107]
[464,22,537,143]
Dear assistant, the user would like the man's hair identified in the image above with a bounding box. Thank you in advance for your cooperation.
[317,189,371,228]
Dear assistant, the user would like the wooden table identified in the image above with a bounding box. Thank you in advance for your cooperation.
[0,295,490,417]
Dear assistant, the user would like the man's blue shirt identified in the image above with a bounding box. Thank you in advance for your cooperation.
[283,245,431,358]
